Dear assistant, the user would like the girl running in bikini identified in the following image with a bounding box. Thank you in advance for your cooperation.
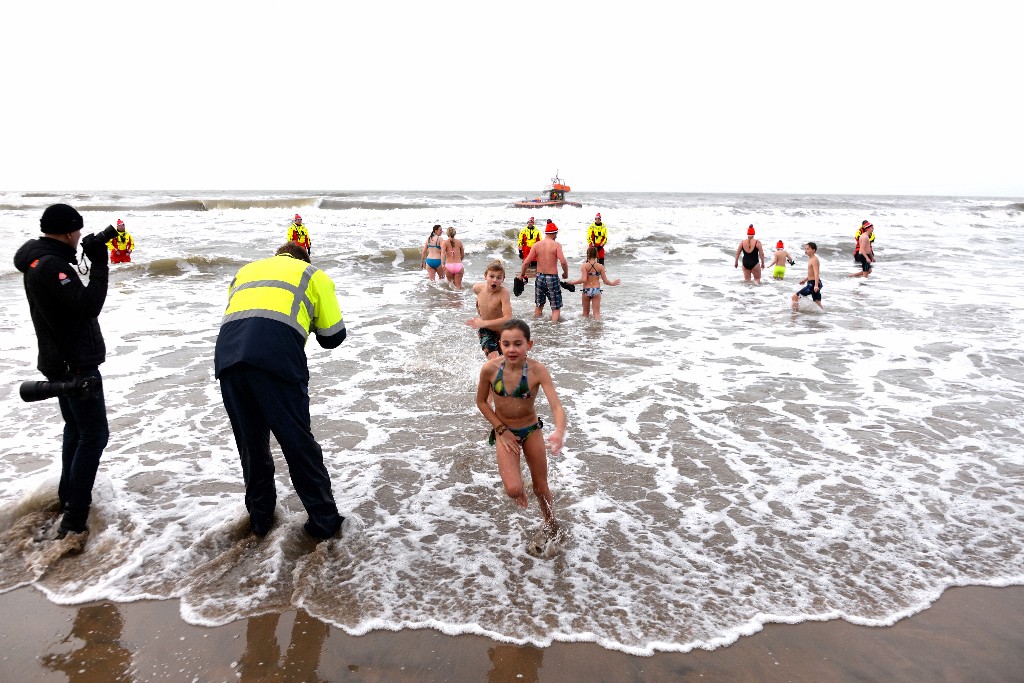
[475,319,566,545]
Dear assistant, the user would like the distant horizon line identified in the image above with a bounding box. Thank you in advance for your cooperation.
[3,188,1022,200]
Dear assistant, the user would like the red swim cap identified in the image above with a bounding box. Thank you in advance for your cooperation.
[776,240,784,249]
[545,222,558,234]
[747,225,755,236]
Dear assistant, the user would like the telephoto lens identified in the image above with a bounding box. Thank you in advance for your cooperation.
[19,376,100,402]
[20,379,80,402]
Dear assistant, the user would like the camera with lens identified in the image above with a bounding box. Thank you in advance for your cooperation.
[19,376,102,402]
[81,224,119,252]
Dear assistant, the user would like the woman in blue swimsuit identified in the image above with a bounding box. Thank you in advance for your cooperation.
[420,224,444,281]
[475,319,567,544]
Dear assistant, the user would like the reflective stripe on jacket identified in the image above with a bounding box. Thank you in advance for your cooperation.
[215,253,345,382]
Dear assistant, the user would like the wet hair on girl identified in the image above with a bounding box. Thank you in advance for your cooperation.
[447,227,456,239]
[500,318,531,341]
[429,224,442,236]
[586,246,598,259]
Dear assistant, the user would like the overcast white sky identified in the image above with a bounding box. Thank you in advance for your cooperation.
[3,1,1021,196]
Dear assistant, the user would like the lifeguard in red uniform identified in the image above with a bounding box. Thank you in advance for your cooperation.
[107,219,135,263]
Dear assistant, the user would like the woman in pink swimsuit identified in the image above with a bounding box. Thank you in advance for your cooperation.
[442,226,466,288]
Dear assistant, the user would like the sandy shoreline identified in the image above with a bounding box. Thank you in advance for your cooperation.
[0,584,1021,682]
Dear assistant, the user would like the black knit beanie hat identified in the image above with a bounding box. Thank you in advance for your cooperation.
[40,204,84,235]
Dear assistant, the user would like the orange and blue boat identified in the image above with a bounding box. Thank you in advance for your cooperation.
[512,172,582,208]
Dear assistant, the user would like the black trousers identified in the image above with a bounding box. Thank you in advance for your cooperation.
[52,367,108,533]
[219,364,341,538]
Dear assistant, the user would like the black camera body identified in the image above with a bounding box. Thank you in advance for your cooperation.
[19,376,102,402]
[81,225,119,252]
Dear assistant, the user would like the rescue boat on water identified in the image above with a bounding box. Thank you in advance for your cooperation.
[512,172,582,208]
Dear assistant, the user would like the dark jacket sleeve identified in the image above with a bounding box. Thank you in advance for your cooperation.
[30,255,108,373]
[34,255,108,318]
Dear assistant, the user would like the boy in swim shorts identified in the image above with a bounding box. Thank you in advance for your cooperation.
[792,242,824,310]
[466,260,513,359]
[766,240,795,280]
[849,223,875,278]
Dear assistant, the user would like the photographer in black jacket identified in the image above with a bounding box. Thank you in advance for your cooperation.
[13,204,111,538]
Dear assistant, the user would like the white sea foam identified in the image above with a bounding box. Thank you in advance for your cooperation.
[0,190,1022,654]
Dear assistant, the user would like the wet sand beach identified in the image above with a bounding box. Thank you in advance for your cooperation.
[1,584,1021,682]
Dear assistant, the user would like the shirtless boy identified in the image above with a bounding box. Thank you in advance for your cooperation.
[792,242,824,310]
[849,223,875,278]
[466,260,513,359]
[519,221,569,322]
[767,240,795,280]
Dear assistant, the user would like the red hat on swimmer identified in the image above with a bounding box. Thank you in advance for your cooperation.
[776,240,784,249]
[545,221,558,234]
[747,225,755,236]
[861,220,873,230]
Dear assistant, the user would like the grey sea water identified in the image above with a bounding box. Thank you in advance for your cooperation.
[0,190,1022,654]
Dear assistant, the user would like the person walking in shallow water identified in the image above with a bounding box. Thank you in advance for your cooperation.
[849,222,875,278]
[566,246,621,320]
[420,224,444,281]
[467,260,513,359]
[766,240,795,280]
[519,221,569,322]
[215,242,347,540]
[734,224,765,283]
[792,242,824,311]
[475,319,566,552]
[441,226,465,288]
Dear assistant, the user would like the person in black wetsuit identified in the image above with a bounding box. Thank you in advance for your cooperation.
[734,224,765,284]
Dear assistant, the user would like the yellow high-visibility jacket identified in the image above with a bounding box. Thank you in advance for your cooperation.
[106,231,134,253]
[214,253,346,382]
[518,225,541,251]
[587,222,608,248]
[288,223,312,250]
